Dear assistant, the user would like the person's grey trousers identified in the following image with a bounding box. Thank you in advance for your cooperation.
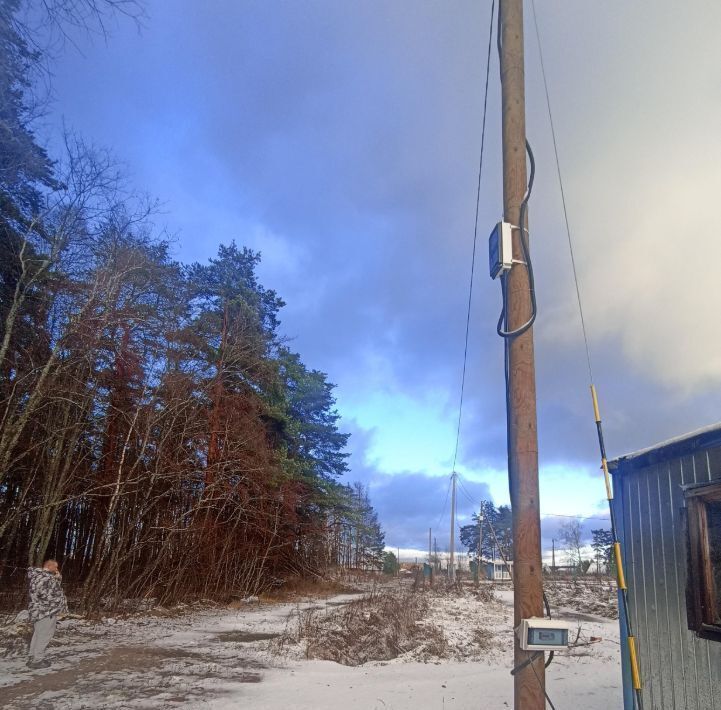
[29,615,57,660]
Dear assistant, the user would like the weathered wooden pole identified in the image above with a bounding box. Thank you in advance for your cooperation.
[499,0,545,707]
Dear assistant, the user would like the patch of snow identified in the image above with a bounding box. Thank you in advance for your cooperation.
[0,585,622,709]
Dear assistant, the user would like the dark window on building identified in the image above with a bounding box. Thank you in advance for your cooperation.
[708,501,721,624]
[685,483,721,640]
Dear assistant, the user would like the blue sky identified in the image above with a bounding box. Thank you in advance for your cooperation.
[39,0,721,558]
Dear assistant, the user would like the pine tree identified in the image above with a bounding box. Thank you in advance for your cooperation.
[591,528,614,574]
[460,502,513,561]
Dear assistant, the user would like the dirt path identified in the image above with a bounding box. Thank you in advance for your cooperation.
[3,644,263,708]
[0,594,358,708]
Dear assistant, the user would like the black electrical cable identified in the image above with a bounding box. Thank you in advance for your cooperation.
[531,659,558,710]
[495,3,538,341]
[542,591,555,669]
[496,139,537,339]
[510,649,557,709]
[510,650,542,676]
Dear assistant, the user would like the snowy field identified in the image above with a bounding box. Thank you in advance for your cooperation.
[0,582,622,709]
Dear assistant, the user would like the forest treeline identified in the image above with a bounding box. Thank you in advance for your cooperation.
[0,0,384,609]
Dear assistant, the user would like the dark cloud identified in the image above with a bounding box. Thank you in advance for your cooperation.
[45,1,721,541]
[368,471,492,551]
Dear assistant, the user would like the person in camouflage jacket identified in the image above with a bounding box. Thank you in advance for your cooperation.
[27,560,68,668]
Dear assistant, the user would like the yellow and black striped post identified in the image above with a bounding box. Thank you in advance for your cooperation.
[590,385,643,706]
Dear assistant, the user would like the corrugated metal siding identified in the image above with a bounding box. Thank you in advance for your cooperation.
[614,445,721,709]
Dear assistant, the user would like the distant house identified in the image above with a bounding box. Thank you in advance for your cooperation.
[609,423,721,710]
[480,558,512,581]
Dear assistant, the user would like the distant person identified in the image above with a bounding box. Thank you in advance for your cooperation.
[27,559,68,669]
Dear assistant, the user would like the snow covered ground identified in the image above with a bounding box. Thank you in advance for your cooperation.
[0,583,622,709]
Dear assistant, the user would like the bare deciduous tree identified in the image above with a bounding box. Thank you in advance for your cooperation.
[560,519,586,573]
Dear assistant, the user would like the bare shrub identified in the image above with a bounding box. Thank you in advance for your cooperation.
[274,590,448,665]
[472,626,495,651]
[473,585,496,604]
[420,624,448,658]
[545,579,618,619]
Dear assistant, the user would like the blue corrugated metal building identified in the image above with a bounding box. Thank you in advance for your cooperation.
[610,423,721,709]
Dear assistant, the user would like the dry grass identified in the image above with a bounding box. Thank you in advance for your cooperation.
[273,589,448,665]
[545,578,618,619]
[258,575,360,603]
[471,584,497,604]
[471,626,495,651]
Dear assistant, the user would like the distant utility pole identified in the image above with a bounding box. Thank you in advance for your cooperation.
[552,539,556,574]
[428,527,432,565]
[479,503,484,562]
[499,0,545,707]
[449,473,457,582]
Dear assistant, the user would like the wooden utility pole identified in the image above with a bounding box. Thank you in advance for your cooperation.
[449,473,457,582]
[479,504,484,560]
[499,0,545,707]
[551,539,556,574]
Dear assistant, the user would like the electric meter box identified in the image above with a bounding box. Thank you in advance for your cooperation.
[489,221,513,279]
[517,618,569,651]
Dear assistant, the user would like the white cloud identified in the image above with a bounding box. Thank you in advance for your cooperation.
[528,0,721,395]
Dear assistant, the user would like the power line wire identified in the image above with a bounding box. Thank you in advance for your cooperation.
[455,475,479,509]
[435,475,453,532]
[542,513,609,521]
[456,475,610,525]
[451,0,495,473]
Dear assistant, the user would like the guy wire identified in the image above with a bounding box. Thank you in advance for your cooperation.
[529,0,593,384]
[451,0,495,473]
[530,3,643,706]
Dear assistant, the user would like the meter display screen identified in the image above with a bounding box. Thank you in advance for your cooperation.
[527,628,568,647]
